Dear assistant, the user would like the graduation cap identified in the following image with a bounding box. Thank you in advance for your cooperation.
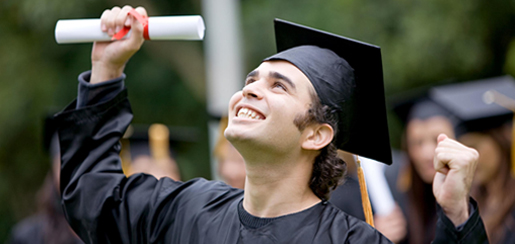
[264,19,392,227]
[430,76,515,132]
[264,19,391,166]
[429,75,515,177]
[389,90,463,136]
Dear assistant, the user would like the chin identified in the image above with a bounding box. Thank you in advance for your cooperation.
[224,126,250,145]
[422,172,435,184]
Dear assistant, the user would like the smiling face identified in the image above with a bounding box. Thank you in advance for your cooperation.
[224,60,316,156]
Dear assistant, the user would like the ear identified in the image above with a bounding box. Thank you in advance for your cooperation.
[301,123,334,150]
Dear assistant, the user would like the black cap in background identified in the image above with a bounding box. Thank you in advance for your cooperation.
[429,75,515,132]
[429,75,515,178]
[389,88,463,136]
[264,19,392,165]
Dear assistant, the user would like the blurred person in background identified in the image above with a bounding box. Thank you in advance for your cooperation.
[120,123,182,181]
[375,96,461,243]
[430,76,515,243]
[461,124,515,243]
[8,117,82,244]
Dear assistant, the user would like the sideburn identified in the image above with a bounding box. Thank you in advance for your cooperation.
[293,91,324,131]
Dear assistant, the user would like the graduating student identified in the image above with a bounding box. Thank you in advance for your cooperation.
[55,6,487,243]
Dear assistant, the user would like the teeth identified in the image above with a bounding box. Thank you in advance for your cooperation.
[237,107,263,120]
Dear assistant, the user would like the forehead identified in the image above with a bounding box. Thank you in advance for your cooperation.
[255,60,315,93]
[407,116,455,137]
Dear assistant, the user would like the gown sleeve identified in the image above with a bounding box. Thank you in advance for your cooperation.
[54,71,182,243]
[432,198,489,244]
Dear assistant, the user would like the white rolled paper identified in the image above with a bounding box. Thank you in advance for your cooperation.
[55,15,205,44]
[360,156,396,216]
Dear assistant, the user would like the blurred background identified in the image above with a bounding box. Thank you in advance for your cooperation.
[1,0,515,242]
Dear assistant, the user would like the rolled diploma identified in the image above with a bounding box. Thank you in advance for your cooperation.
[360,156,396,216]
[55,15,205,44]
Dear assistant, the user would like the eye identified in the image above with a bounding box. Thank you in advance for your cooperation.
[245,78,256,86]
[273,82,287,91]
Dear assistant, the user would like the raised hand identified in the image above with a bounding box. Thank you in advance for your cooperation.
[432,133,479,226]
[90,5,147,84]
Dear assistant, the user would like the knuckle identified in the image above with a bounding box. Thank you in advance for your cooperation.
[135,6,147,16]
[106,15,115,25]
[471,148,479,158]
[464,154,475,163]
[116,14,125,23]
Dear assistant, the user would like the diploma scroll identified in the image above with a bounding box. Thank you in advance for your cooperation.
[360,156,396,216]
[55,15,205,44]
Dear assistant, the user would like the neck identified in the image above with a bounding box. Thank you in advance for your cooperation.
[241,148,321,218]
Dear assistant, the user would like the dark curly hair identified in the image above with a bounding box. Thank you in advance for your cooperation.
[293,91,347,200]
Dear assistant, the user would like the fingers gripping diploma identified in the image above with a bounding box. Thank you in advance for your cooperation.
[90,6,148,84]
[432,134,479,227]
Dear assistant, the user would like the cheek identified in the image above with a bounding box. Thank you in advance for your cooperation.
[477,143,502,178]
[228,91,243,114]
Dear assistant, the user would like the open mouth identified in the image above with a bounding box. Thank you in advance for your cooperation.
[236,107,265,120]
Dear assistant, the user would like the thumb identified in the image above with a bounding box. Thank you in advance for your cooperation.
[437,133,448,143]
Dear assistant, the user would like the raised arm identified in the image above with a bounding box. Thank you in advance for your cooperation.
[55,6,157,243]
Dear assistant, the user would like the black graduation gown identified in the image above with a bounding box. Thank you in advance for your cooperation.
[55,88,390,244]
[55,72,488,244]
[329,176,365,221]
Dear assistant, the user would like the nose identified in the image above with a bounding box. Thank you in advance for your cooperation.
[242,80,264,99]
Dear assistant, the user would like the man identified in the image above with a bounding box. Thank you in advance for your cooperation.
[56,6,487,243]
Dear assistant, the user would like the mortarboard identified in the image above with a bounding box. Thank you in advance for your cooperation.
[389,90,463,136]
[264,19,392,227]
[429,75,515,177]
[430,76,515,132]
[264,19,392,166]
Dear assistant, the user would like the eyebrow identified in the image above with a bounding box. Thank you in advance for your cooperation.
[269,71,296,90]
[245,70,296,91]
[246,70,259,79]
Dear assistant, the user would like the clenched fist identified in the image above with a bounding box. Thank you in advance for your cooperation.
[432,134,479,226]
[90,5,148,84]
